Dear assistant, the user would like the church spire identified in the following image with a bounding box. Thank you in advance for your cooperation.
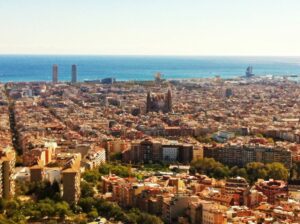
[167,88,172,112]
[146,91,151,113]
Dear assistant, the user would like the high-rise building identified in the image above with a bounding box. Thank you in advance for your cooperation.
[62,153,81,204]
[0,147,16,199]
[71,64,77,83]
[52,64,58,84]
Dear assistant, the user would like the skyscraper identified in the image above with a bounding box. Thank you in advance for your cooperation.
[52,64,58,84]
[71,64,77,83]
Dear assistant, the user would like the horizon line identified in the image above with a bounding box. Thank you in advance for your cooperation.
[1,53,300,57]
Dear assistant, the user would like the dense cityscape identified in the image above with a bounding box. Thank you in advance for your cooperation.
[0,64,299,224]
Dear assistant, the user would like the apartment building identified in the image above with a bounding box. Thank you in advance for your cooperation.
[204,144,292,168]
[122,138,194,164]
[0,147,16,199]
[62,153,81,204]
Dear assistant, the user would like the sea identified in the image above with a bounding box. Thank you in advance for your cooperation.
[0,55,300,82]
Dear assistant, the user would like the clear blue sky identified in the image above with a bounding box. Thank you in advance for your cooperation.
[0,0,299,55]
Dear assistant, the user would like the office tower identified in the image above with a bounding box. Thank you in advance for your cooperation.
[52,64,58,84]
[71,64,77,83]
[0,147,16,199]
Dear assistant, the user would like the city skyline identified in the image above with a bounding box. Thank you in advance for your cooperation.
[1,0,300,56]
[1,1,300,223]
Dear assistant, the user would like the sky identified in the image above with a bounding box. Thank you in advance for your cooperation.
[0,0,300,56]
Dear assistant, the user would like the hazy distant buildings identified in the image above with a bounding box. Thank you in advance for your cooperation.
[101,77,115,84]
[246,66,255,78]
[146,89,172,113]
[52,64,58,84]
[71,64,77,83]
[225,88,233,98]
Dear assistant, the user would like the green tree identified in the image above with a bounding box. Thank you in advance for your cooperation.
[230,166,239,177]
[246,162,268,183]
[55,201,72,219]
[38,199,56,217]
[87,208,98,220]
[197,136,213,144]
[266,162,289,181]
[129,208,163,224]
[82,169,101,183]
[27,180,61,201]
[190,158,230,179]
[0,198,5,213]
[81,181,95,198]
[236,168,248,179]
[213,166,229,179]
[78,197,96,213]
[98,164,131,177]
[255,133,264,138]
[110,152,122,161]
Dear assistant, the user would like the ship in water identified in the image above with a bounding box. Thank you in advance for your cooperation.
[246,66,255,78]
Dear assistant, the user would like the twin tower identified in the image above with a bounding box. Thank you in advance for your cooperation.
[52,64,77,84]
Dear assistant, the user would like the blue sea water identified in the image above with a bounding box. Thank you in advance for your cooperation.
[0,55,300,82]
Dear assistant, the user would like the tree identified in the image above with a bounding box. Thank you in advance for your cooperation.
[230,166,239,176]
[266,163,289,181]
[128,208,163,224]
[78,197,96,213]
[236,168,248,179]
[38,199,56,217]
[88,208,98,220]
[197,136,213,144]
[110,152,122,161]
[0,215,18,224]
[55,201,72,219]
[5,200,20,218]
[191,158,230,179]
[27,180,60,201]
[267,138,274,144]
[213,166,229,179]
[81,181,95,198]
[0,199,5,213]
[98,164,131,177]
[82,169,101,183]
[246,162,268,183]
